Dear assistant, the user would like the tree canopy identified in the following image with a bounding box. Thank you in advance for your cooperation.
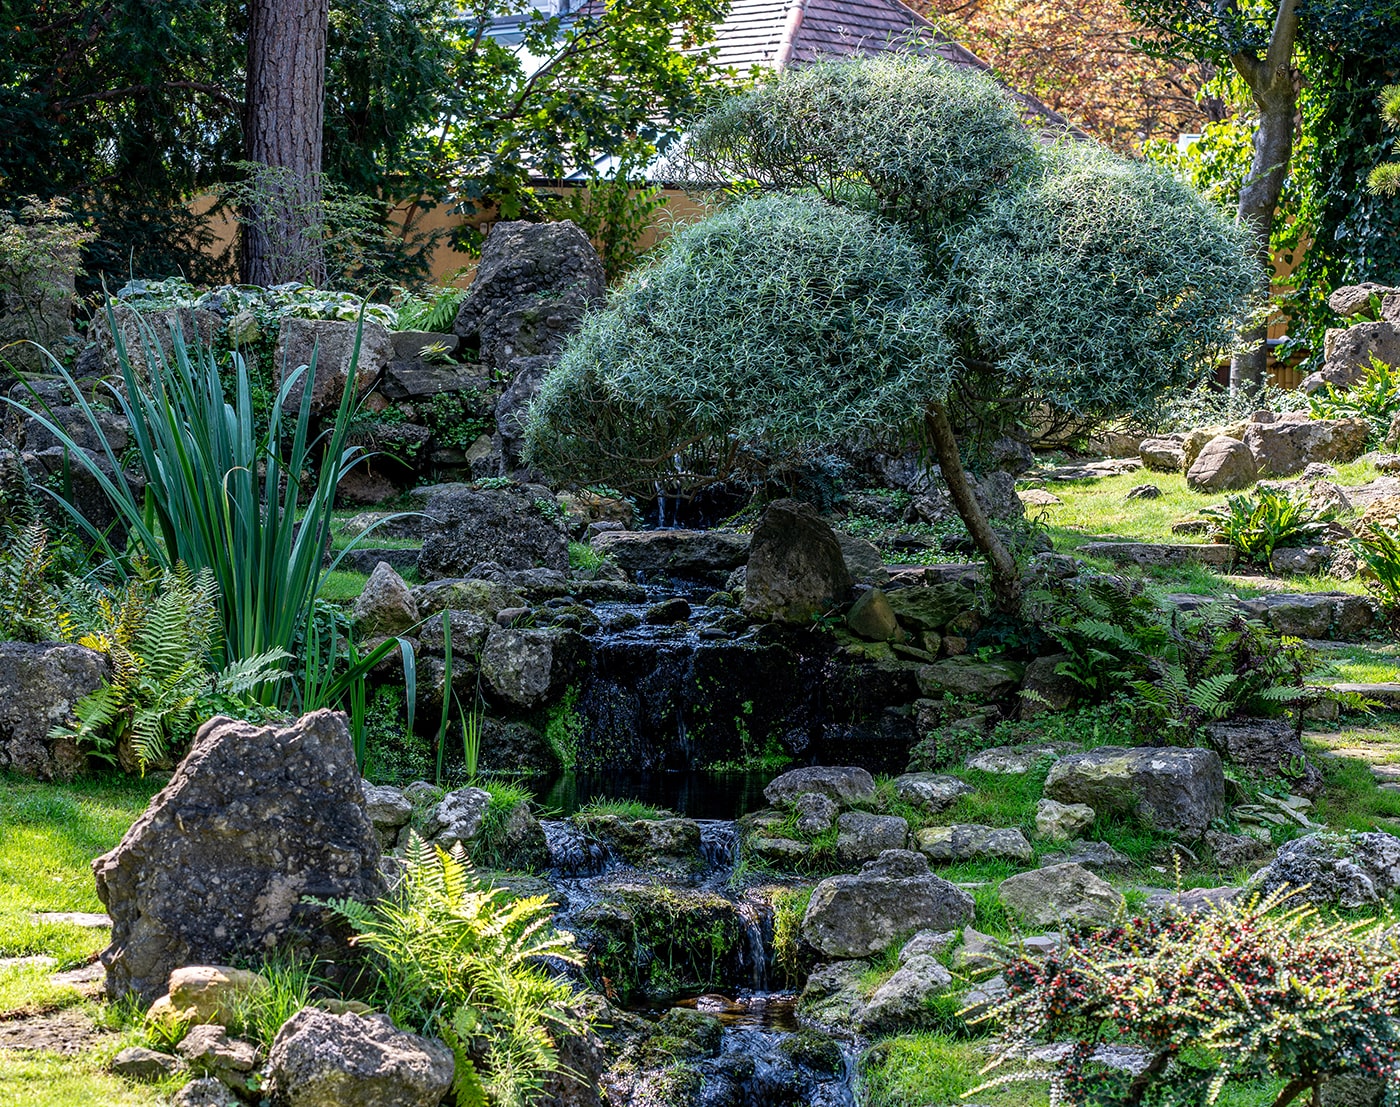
[527,55,1257,611]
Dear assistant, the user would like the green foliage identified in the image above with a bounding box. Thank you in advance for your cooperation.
[472,784,535,869]
[544,686,584,773]
[1203,488,1331,564]
[229,954,318,1048]
[975,888,1400,1106]
[0,522,74,643]
[1367,84,1400,195]
[321,837,585,1107]
[576,798,669,820]
[567,542,604,572]
[1308,355,1400,444]
[770,886,813,988]
[362,685,432,785]
[526,191,949,493]
[1352,517,1400,618]
[544,161,671,282]
[395,286,468,332]
[56,563,285,771]
[0,197,95,369]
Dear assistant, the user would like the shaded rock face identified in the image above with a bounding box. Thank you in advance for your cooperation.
[417,484,568,577]
[267,1008,455,1107]
[1249,832,1400,908]
[801,849,975,958]
[1043,746,1224,840]
[351,562,419,637]
[1203,718,1322,797]
[0,641,107,779]
[764,766,875,808]
[452,219,605,371]
[274,318,393,417]
[480,625,586,710]
[742,499,852,624]
[590,529,751,583]
[93,711,386,1003]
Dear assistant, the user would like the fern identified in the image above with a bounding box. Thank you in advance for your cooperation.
[395,286,468,333]
[0,522,74,642]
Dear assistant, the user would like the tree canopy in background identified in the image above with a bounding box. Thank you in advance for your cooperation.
[0,0,727,293]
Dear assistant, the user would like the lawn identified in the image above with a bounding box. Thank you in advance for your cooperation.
[0,1050,173,1107]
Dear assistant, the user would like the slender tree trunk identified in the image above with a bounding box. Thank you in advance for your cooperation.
[924,402,1022,615]
[243,0,330,287]
[1228,0,1299,393]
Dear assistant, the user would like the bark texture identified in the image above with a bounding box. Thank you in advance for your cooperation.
[1228,0,1299,392]
[243,0,330,287]
[924,402,1022,614]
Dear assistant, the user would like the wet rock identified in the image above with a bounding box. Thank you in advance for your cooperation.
[0,640,107,779]
[764,766,875,808]
[797,961,868,1031]
[93,711,385,1004]
[836,812,909,864]
[1035,799,1095,841]
[914,825,1032,864]
[418,485,568,577]
[794,792,838,836]
[423,787,491,849]
[1186,435,1258,492]
[574,815,701,873]
[590,529,750,581]
[1043,746,1225,840]
[916,657,1023,701]
[742,499,852,624]
[351,562,419,637]
[1248,832,1400,908]
[891,772,973,814]
[275,317,392,417]
[847,587,899,642]
[267,1008,455,1107]
[998,863,1123,926]
[643,597,691,626]
[1203,718,1322,797]
[802,850,975,958]
[479,625,584,709]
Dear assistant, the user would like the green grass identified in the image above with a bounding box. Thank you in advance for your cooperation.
[0,1049,179,1106]
[318,569,370,603]
[0,775,157,967]
[568,541,604,571]
[575,798,672,820]
[0,962,84,1018]
[1318,642,1400,683]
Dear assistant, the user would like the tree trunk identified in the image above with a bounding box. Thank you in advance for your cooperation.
[1228,0,1300,393]
[243,0,330,287]
[924,402,1022,615]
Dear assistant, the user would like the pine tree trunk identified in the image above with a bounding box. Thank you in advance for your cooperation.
[1229,0,1300,393]
[924,403,1022,615]
[243,0,329,287]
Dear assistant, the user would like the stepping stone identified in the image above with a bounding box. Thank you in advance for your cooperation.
[1079,541,1232,567]
[0,955,57,972]
[52,963,104,988]
[31,912,111,928]
[1333,683,1400,708]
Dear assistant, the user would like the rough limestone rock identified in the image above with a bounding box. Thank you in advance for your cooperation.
[417,485,568,577]
[362,785,413,849]
[965,744,1065,775]
[274,317,392,417]
[835,811,909,864]
[1249,832,1400,908]
[0,641,108,779]
[494,354,554,471]
[92,711,386,1003]
[267,1008,455,1107]
[1139,437,1186,472]
[590,529,751,581]
[836,532,887,585]
[174,1077,242,1107]
[1304,321,1400,394]
[451,219,605,371]
[801,850,975,958]
[1044,746,1225,840]
[1018,652,1077,719]
[1329,283,1400,317]
[916,657,1023,701]
[858,947,954,1034]
[1186,435,1258,492]
[891,772,973,814]
[764,766,875,808]
[112,1046,185,1081]
[1239,591,1376,640]
[846,587,899,642]
[423,787,492,849]
[479,625,584,710]
[797,961,869,1031]
[1243,416,1370,477]
[1203,718,1322,796]
[573,815,701,873]
[998,863,1124,926]
[915,825,1033,864]
[1269,545,1334,576]
[177,1024,259,1081]
[885,583,976,632]
[155,965,270,1027]
[351,562,419,637]
[794,792,839,836]
[1035,799,1096,841]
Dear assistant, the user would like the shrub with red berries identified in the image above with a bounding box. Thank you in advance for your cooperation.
[972,887,1400,1106]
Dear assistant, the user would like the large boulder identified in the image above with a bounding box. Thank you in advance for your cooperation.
[1242,416,1370,477]
[915,825,1033,864]
[92,711,386,1003]
[266,1007,455,1107]
[916,657,1023,701]
[416,484,568,577]
[835,812,909,864]
[1186,435,1258,492]
[801,850,975,958]
[452,219,605,371]
[1248,832,1400,908]
[479,625,585,709]
[1043,746,1224,840]
[590,529,750,581]
[1203,718,1322,796]
[764,766,875,808]
[274,317,393,417]
[1302,320,1400,394]
[998,863,1123,926]
[742,499,852,624]
[493,354,554,472]
[0,641,108,779]
[351,561,419,637]
[1139,437,1186,472]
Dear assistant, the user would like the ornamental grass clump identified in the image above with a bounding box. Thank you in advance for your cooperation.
[973,887,1400,1106]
